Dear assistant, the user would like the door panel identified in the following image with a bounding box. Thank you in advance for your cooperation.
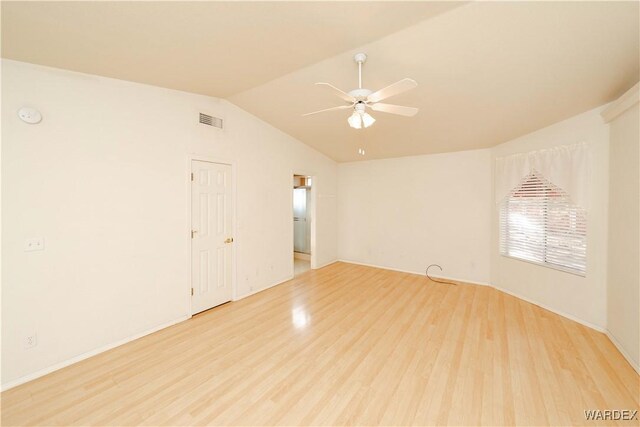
[191,160,233,314]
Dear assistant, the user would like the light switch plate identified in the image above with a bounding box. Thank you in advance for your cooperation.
[24,237,44,252]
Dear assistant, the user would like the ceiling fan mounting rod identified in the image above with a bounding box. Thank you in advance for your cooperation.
[354,52,367,90]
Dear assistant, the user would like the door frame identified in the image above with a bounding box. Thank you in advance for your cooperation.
[187,155,238,316]
[291,171,318,271]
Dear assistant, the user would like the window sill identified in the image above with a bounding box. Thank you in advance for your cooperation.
[499,253,586,277]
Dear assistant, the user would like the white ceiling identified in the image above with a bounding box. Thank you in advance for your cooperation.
[3,1,639,162]
[229,1,639,161]
[1,1,461,98]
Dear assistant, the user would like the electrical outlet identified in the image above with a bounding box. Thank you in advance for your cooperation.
[24,237,44,252]
[24,334,38,349]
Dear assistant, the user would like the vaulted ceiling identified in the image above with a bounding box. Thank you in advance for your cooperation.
[1,1,460,97]
[3,1,639,162]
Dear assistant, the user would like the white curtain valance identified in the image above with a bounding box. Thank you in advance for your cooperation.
[495,143,589,208]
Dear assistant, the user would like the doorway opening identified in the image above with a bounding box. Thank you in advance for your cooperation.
[293,175,312,276]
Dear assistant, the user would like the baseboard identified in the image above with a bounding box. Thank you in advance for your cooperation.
[4,263,634,392]
[339,259,608,331]
[0,315,190,392]
[234,260,340,301]
[606,330,640,374]
[338,259,492,287]
[492,284,607,333]
[427,273,492,287]
[4,270,312,391]
[314,258,338,270]
[342,259,636,375]
[234,274,294,300]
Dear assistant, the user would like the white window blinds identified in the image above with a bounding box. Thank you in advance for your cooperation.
[499,171,587,275]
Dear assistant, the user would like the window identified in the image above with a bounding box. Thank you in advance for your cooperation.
[499,171,587,275]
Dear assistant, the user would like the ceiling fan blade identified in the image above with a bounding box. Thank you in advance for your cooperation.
[370,103,418,117]
[367,78,418,103]
[302,105,352,116]
[315,82,355,103]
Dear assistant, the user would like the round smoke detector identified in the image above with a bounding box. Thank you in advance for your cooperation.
[18,107,42,124]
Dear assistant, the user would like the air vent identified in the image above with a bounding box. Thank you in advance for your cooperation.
[199,113,223,129]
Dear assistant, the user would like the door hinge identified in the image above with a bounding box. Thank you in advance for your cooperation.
[191,288,194,296]
[191,230,197,238]
[190,172,194,182]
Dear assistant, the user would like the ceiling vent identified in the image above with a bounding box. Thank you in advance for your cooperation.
[199,113,223,129]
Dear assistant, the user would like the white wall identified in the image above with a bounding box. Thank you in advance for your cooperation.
[337,149,492,284]
[604,85,639,372]
[490,106,610,330]
[1,60,338,388]
[2,58,635,390]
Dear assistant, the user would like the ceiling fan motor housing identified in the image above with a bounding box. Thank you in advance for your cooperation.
[348,88,372,100]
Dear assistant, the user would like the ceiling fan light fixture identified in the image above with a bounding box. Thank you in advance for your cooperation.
[361,112,376,128]
[348,111,362,129]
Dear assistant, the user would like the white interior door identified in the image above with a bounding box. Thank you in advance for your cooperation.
[191,160,233,314]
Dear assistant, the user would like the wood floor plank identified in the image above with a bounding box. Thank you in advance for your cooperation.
[1,262,638,426]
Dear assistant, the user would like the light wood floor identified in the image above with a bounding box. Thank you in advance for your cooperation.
[2,262,638,426]
[294,258,311,276]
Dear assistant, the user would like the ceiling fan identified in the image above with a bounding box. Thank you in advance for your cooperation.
[303,53,418,129]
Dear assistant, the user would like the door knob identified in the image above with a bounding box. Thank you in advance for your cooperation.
[224,237,234,244]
